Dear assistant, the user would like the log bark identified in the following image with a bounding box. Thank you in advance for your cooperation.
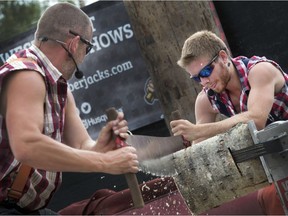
[171,123,268,214]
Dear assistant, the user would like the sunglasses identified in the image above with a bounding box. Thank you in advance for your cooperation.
[69,30,93,55]
[190,54,219,82]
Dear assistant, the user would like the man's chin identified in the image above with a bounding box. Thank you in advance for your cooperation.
[213,87,224,94]
[67,73,74,80]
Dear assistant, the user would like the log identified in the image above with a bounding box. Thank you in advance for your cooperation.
[171,123,268,214]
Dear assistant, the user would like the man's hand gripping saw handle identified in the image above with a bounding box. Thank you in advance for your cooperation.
[171,110,191,147]
[105,107,144,208]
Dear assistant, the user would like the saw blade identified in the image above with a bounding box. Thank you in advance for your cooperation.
[126,135,184,161]
[139,153,178,177]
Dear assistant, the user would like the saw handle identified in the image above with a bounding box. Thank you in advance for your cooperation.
[105,107,144,208]
[171,110,191,147]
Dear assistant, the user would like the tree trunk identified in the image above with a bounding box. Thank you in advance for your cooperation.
[172,123,268,214]
[123,1,226,128]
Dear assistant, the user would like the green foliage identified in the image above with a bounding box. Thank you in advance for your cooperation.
[0,0,85,43]
[0,0,43,43]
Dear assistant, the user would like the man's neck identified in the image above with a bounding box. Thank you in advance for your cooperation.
[226,63,241,94]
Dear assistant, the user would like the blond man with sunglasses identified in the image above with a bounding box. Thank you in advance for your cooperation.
[170,30,286,215]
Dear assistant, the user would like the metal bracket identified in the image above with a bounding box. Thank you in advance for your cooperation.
[248,120,288,214]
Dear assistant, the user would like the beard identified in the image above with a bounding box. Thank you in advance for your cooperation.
[64,51,83,80]
[61,62,75,80]
[213,65,231,93]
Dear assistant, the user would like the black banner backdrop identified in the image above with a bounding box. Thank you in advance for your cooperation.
[0,1,163,139]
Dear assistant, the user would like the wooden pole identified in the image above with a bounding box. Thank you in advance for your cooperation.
[123,1,227,129]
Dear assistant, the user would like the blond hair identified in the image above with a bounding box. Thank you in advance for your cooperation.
[34,3,92,42]
[177,30,229,68]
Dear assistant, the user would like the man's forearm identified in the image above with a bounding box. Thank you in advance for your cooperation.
[195,112,251,141]
[80,139,97,151]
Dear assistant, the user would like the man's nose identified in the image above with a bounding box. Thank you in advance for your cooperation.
[200,77,210,85]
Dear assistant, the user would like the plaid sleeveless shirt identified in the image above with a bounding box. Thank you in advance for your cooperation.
[0,45,67,211]
[205,56,288,125]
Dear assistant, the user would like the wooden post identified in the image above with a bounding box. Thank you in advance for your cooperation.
[171,123,268,214]
[123,1,226,129]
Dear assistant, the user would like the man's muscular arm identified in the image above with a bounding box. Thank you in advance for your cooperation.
[5,71,138,174]
[170,62,284,142]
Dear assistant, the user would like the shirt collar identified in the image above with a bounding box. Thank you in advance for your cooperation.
[30,44,64,83]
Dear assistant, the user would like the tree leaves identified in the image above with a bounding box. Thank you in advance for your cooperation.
[0,0,43,43]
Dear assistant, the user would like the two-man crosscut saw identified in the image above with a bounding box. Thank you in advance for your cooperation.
[125,120,288,214]
[125,120,288,177]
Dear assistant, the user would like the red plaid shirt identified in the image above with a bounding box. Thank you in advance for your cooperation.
[205,56,288,125]
[0,45,67,211]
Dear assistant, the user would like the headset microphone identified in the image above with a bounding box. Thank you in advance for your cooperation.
[62,45,84,79]
[39,36,48,42]
[74,70,84,79]
[67,51,84,79]
[39,36,84,79]
[207,89,215,97]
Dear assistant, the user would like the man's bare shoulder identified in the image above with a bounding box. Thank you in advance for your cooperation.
[196,89,218,115]
[0,70,46,115]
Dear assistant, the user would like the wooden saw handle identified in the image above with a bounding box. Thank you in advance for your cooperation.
[171,110,191,147]
[171,110,182,120]
[105,107,144,208]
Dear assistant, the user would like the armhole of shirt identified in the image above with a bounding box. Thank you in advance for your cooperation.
[7,58,45,77]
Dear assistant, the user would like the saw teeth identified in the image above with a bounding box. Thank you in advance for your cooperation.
[139,154,178,177]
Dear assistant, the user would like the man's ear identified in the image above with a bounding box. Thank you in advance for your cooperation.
[219,49,229,64]
[68,36,80,54]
